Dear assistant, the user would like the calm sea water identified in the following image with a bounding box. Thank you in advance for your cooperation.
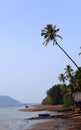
[0,105,52,130]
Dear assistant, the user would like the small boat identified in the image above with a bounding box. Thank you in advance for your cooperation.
[25,105,28,108]
[38,113,50,117]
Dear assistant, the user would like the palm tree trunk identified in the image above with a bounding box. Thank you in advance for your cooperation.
[56,42,81,72]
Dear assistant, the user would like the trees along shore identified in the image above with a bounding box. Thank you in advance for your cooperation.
[42,65,81,107]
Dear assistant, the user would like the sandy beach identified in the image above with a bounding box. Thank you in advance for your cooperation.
[28,120,58,130]
[27,115,81,130]
[27,117,81,130]
[19,105,81,130]
[19,104,62,112]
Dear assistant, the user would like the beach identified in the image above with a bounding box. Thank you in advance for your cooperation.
[28,119,58,130]
[19,104,62,112]
[19,105,81,130]
[27,116,81,130]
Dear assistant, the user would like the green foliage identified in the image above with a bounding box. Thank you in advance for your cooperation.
[63,93,74,107]
[47,84,63,105]
[58,65,81,93]
[42,96,53,105]
[41,65,81,107]
[73,67,81,92]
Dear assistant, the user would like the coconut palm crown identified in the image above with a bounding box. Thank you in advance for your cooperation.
[41,24,80,72]
[41,24,62,46]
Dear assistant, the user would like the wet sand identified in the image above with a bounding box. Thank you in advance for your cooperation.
[28,120,58,130]
[28,117,81,130]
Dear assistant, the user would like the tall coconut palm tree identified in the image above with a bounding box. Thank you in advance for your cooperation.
[58,73,66,84]
[41,24,80,72]
[64,65,74,83]
[64,65,75,92]
[58,73,67,94]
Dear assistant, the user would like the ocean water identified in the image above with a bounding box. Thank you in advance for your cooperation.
[0,105,52,130]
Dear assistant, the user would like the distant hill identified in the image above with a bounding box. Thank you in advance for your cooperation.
[0,95,21,106]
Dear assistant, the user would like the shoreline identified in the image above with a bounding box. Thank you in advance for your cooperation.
[19,105,81,130]
[19,104,63,112]
[27,117,81,130]
[28,119,58,130]
[27,116,81,130]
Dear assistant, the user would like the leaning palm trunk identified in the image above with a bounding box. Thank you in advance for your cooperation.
[56,42,80,72]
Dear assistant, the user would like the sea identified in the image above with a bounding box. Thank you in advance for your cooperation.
[0,104,77,130]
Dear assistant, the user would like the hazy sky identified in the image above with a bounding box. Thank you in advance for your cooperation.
[0,0,81,103]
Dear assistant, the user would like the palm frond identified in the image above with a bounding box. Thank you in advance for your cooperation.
[42,37,50,46]
[79,52,81,55]
[78,47,81,55]
[53,25,56,30]
[54,28,60,33]
[55,35,62,39]
[47,24,53,30]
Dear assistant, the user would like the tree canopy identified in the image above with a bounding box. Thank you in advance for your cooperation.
[42,65,81,107]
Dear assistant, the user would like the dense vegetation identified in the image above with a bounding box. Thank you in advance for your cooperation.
[42,65,81,107]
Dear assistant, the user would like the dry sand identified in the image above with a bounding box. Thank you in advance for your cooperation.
[19,104,62,112]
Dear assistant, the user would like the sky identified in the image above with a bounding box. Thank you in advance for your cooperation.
[0,0,81,103]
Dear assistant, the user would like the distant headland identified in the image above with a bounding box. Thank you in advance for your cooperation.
[0,95,21,106]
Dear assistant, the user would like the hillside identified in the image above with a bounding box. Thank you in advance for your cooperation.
[0,95,21,106]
